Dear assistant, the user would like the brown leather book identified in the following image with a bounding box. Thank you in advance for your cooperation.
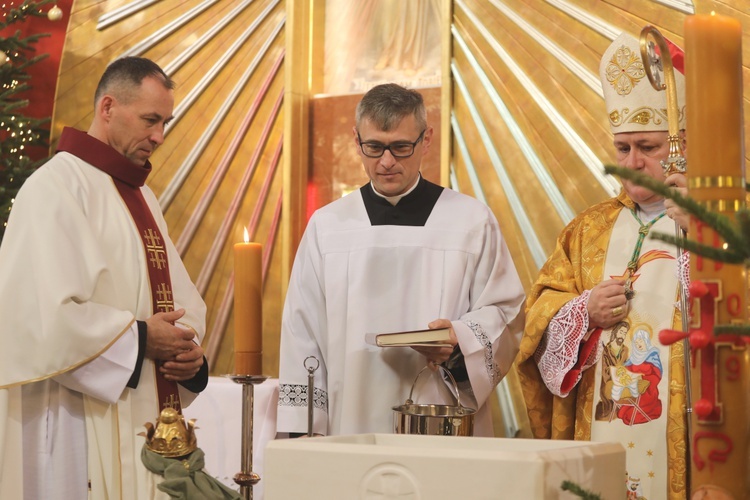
[364,327,452,347]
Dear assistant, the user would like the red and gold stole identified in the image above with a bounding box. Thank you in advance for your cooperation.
[57,127,182,414]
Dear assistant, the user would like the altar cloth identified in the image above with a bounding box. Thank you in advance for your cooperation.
[183,376,279,499]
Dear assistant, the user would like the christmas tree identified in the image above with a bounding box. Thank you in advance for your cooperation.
[0,0,54,242]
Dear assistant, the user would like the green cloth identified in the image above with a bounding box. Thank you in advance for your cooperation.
[141,445,241,500]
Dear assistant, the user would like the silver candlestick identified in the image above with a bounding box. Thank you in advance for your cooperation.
[303,356,319,437]
[226,374,269,500]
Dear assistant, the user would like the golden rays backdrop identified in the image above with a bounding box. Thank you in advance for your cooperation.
[50,0,749,436]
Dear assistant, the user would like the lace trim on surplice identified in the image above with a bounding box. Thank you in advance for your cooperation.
[278,383,328,412]
[534,290,603,397]
[465,320,500,385]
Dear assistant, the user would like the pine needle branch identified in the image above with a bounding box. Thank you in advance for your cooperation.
[714,324,750,335]
[648,231,746,264]
[560,480,602,500]
[603,165,748,257]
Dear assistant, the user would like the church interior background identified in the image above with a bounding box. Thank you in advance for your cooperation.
[4,0,748,439]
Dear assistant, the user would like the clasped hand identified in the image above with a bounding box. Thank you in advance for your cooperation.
[145,308,204,381]
[410,318,457,371]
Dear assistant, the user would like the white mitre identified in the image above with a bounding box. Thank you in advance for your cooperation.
[599,32,686,134]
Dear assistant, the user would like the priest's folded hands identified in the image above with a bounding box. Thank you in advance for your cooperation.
[145,308,205,381]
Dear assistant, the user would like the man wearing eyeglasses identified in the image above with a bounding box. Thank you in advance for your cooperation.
[277,83,525,437]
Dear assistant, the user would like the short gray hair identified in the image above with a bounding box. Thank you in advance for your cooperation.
[355,83,427,131]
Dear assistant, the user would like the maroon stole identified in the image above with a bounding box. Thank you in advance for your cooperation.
[57,127,182,414]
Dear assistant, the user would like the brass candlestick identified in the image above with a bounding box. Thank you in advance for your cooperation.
[227,374,269,500]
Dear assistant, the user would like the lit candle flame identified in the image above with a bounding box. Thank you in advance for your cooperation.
[243,226,250,243]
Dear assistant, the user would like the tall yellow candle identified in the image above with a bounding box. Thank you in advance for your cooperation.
[685,12,745,325]
[685,13,744,203]
[684,12,749,499]
[233,228,263,375]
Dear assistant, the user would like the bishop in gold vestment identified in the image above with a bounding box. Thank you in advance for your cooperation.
[516,33,689,500]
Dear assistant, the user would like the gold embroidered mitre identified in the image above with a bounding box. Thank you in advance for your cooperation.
[140,407,198,458]
[600,32,685,133]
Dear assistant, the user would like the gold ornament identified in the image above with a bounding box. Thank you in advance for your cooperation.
[139,407,198,458]
[47,5,63,22]
[0,51,8,66]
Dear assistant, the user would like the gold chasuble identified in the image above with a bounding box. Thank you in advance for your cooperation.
[517,190,688,499]
[57,128,182,415]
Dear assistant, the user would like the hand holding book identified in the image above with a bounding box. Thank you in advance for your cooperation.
[366,319,458,368]
[365,327,453,347]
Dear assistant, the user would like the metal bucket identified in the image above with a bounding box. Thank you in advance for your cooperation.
[393,366,476,436]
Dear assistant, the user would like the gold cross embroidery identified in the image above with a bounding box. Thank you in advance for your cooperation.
[162,393,180,411]
[155,283,174,312]
[143,229,167,270]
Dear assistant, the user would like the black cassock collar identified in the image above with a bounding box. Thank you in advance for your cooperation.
[360,176,444,226]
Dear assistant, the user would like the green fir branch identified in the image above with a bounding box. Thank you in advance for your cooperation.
[560,480,602,500]
[714,324,750,335]
[648,231,746,264]
[11,52,50,73]
[603,164,750,338]
[0,95,32,113]
[0,29,50,51]
[604,165,748,255]
[735,210,750,256]
[0,0,55,29]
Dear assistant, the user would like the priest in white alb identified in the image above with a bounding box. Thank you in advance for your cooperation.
[277,83,526,437]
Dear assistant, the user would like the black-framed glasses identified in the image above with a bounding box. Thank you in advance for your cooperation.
[356,129,426,158]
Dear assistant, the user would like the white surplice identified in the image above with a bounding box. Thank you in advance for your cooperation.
[0,151,206,499]
[277,186,525,436]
